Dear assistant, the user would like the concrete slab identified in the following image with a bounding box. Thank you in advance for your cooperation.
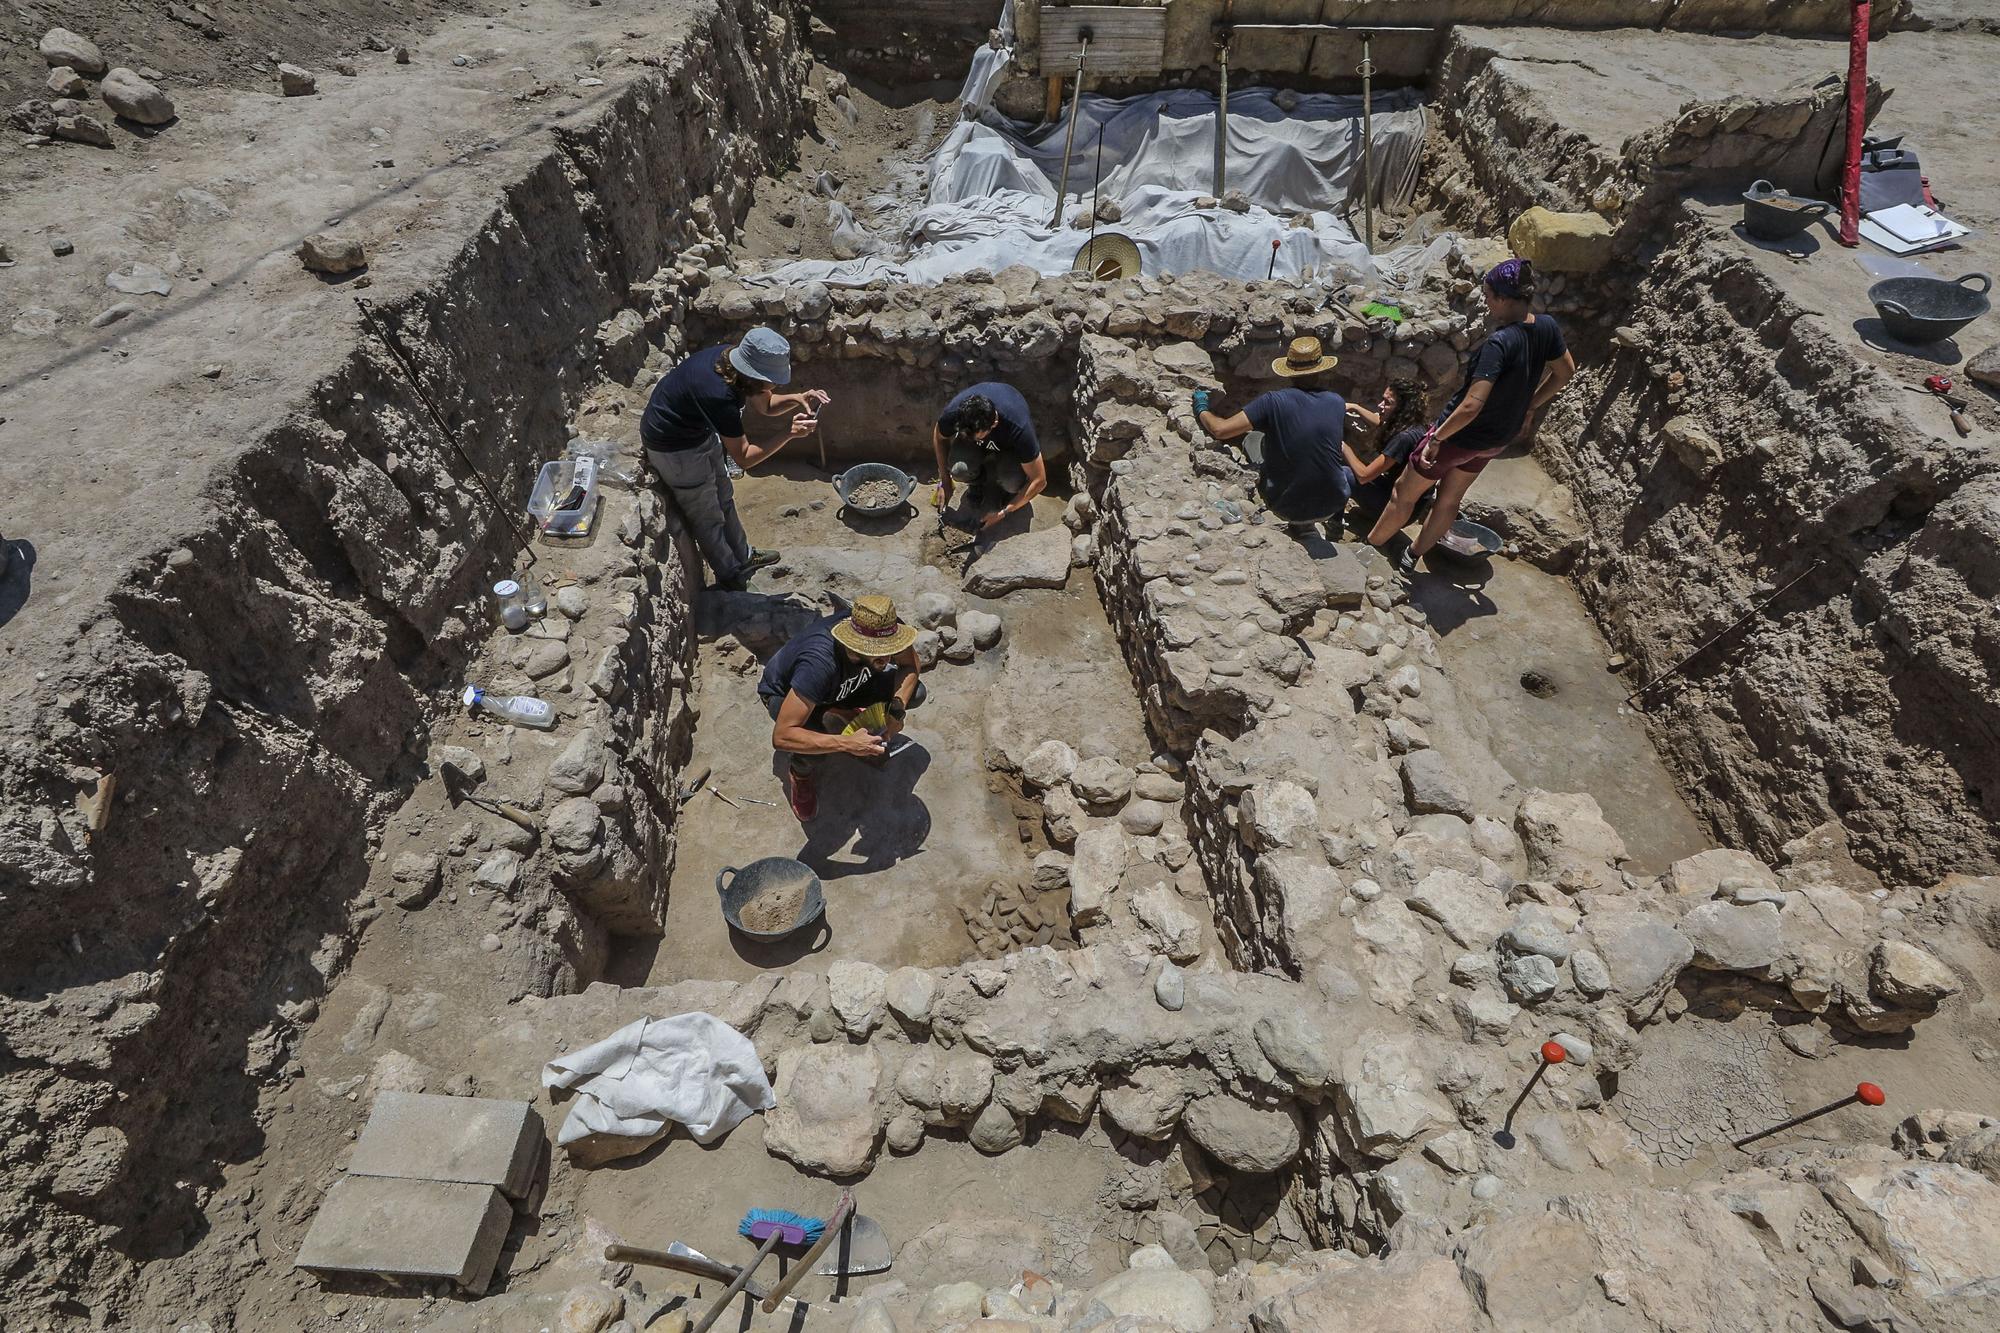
[295,1176,513,1294]
[346,1092,545,1200]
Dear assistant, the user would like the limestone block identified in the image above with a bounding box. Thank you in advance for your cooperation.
[1661,416,1725,473]
[100,68,175,124]
[346,1092,544,1199]
[1183,1095,1303,1173]
[827,960,887,1037]
[1507,207,1615,272]
[295,1177,512,1293]
[1085,1266,1216,1332]
[762,1044,883,1176]
[1665,848,1778,896]
[1679,900,1783,973]
[40,27,106,75]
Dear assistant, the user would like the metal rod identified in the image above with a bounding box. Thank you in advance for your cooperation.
[355,297,540,567]
[1227,23,1437,32]
[1733,1083,1884,1150]
[1213,41,1230,198]
[1360,32,1375,253]
[1625,559,1825,704]
[1049,36,1091,229]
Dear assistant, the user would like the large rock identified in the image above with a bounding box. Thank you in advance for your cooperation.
[1679,900,1782,973]
[1405,868,1508,948]
[1583,912,1692,1020]
[40,28,106,76]
[1020,739,1076,789]
[762,1044,883,1176]
[1835,1160,2000,1296]
[1252,1255,1477,1332]
[1514,790,1626,889]
[1182,1095,1303,1173]
[1869,940,1960,1009]
[1254,1011,1334,1089]
[299,231,367,274]
[895,1048,993,1121]
[1100,1067,1192,1140]
[1131,883,1201,962]
[1665,848,1778,897]
[1336,1032,1452,1157]
[1070,755,1135,807]
[884,966,937,1027]
[1068,825,1133,925]
[1458,1214,1603,1326]
[1400,750,1473,818]
[1240,781,1319,851]
[546,729,607,795]
[827,960,887,1037]
[100,68,174,124]
[1507,207,1614,272]
[1085,1267,1216,1332]
[969,1100,1022,1154]
[962,524,1072,596]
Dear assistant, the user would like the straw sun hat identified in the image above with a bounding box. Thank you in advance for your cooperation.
[830,594,919,657]
[1271,335,1339,378]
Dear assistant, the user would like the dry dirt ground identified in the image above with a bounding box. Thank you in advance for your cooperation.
[0,0,696,692]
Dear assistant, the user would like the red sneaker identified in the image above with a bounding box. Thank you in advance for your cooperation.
[786,771,818,822]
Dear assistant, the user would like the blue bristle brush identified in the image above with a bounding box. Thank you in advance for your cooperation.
[738,1207,826,1246]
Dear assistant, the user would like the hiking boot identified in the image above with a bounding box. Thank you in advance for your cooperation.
[786,770,818,822]
[723,454,745,479]
[746,548,781,571]
[1394,547,1419,580]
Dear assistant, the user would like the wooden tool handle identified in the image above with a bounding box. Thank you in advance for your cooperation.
[1951,408,1973,437]
[759,1191,856,1314]
[692,1230,783,1333]
[600,1244,768,1299]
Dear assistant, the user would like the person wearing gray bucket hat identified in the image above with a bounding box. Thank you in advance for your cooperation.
[639,326,830,589]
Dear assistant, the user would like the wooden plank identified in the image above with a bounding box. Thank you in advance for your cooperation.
[1039,5,1167,78]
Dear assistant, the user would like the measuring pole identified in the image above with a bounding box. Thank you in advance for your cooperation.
[1360,32,1376,252]
[1213,39,1231,198]
[1049,33,1093,229]
[1838,0,1871,247]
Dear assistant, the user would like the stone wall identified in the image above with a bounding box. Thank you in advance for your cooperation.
[0,1,812,1313]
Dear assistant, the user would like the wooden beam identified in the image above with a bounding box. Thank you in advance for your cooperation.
[1039,5,1166,78]
[1046,74,1063,123]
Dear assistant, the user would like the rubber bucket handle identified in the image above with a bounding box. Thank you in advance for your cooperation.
[1746,179,1776,199]
[1877,299,1914,320]
[1799,199,1830,219]
[715,866,738,898]
[1956,272,1993,295]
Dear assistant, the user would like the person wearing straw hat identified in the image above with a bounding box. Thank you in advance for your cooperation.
[640,327,829,591]
[1367,258,1574,577]
[758,594,927,822]
[1194,336,1351,534]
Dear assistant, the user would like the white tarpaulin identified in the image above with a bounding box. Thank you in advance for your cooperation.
[541,1012,774,1147]
[764,86,1429,288]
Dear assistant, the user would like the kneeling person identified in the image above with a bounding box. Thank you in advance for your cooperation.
[759,594,926,821]
[1196,337,1350,533]
[931,383,1048,530]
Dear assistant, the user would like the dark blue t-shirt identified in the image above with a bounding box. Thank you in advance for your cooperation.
[940,383,1040,463]
[641,345,746,452]
[758,614,891,709]
[1245,388,1350,521]
[1350,425,1425,505]
[1436,315,1566,453]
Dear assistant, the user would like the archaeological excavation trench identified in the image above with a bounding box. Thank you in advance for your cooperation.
[5,1,2000,1330]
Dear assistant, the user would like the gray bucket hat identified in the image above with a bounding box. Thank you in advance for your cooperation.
[728,326,793,386]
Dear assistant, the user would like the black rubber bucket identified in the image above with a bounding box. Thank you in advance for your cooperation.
[1740,180,1830,241]
[831,463,916,518]
[716,857,826,941]
[1868,272,1992,345]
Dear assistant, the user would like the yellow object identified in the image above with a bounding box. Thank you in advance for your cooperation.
[1506,207,1615,273]
[842,703,891,735]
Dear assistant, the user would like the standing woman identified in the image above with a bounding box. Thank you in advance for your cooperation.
[639,327,828,590]
[1367,259,1575,575]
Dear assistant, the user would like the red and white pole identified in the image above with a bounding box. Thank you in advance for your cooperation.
[1837,0,1871,247]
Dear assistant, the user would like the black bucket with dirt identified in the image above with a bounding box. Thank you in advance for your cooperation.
[717,857,827,940]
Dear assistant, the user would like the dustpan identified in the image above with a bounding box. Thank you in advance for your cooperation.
[811,1212,893,1276]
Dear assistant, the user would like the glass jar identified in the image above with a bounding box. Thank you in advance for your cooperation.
[515,572,549,619]
[493,579,528,631]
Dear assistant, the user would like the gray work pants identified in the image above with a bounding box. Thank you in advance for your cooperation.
[647,435,750,584]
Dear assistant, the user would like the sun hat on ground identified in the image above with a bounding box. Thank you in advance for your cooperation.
[1271,335,1338,378]
[729,326,794,386]
[830,594,918,657]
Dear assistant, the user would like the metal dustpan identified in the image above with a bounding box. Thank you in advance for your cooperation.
[811,1212,892,1276]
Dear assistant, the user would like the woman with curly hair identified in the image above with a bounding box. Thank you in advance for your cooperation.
[1340,377,1431,519]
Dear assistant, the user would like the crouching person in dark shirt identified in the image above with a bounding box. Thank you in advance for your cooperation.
[931,383,1049,531]
[757,594,926,822]
[1341,378,1433,523]
[1195,336,1350,535]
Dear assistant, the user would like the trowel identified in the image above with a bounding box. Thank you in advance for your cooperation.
[438,756,539,834]
[810,1211,892,1277]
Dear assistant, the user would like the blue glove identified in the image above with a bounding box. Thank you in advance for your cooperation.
[1192,389,1211,416]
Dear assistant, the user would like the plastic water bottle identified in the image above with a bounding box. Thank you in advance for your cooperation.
[462,684,557,730]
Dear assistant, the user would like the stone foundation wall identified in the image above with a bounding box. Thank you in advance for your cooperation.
[0,2,811,1313]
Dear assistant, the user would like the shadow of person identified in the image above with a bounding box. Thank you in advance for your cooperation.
[1406,552,1498,637]
[0,537,35,629]
[791,738,935,883]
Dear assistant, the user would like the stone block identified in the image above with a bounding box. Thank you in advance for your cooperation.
[346,1092,545,1199]
[295,1176,513,1293]
[1506,207,1615,273]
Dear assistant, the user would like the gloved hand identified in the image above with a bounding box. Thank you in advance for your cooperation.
[1192,389,1211,417]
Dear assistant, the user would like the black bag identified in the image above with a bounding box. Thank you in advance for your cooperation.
[1858,138,1927,213]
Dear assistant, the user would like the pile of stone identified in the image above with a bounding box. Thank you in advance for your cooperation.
[958,876,1071,957]
[15,28,176,147]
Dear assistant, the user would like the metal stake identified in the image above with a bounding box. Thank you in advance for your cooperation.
[1048,34,1093,230]
[1733,1082,1885,1150]
[1213,39,1231,199]
[1360,32,1376,253]
[1494,1040,1567,1148]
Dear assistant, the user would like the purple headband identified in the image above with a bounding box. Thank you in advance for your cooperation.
[1484,258,1531,299]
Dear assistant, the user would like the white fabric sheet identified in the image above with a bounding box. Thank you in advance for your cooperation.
[762,87,1429,287]
[541,1012,774,1147]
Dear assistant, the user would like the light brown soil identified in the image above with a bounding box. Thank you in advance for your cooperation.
[739,875,812,933]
